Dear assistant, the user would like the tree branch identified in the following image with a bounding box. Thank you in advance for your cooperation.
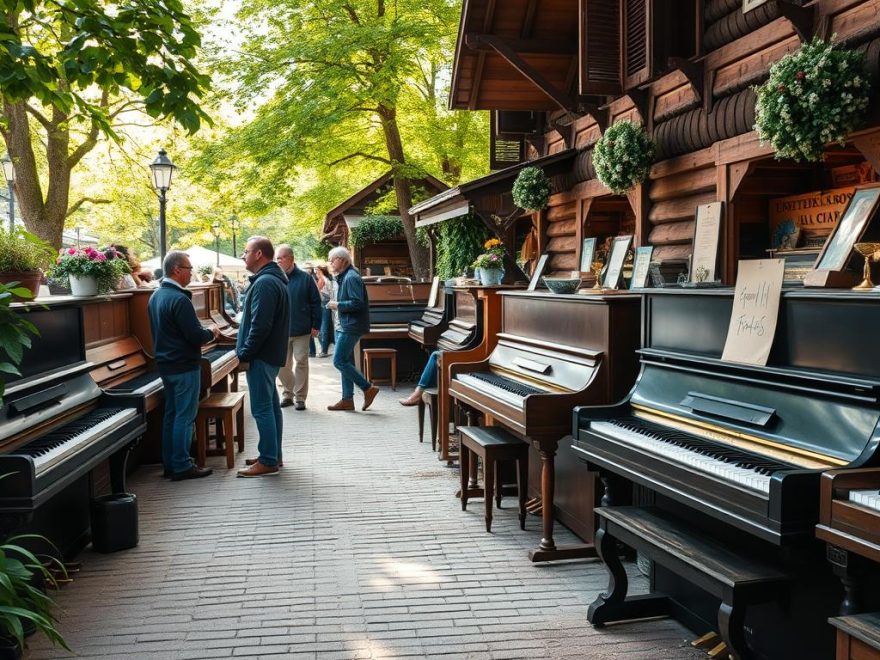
[23,103,53,131]
[66,196,112,217]
[343,4,361,24]
[327,152,391,166]
[67,90,108,169]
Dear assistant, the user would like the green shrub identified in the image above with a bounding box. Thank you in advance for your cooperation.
[349,215,404,249]
[434,215,487,280]
[0,229,54,273]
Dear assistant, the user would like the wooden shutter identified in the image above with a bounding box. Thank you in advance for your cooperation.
[623,0,649,89]
[579,0,622,96]
[490,112,526,170]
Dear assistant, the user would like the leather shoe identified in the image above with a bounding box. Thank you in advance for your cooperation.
[237,463,279,477]
[362,385,380,411]
[295,401,306,411]
[245,457,283,468]
[280,398,294,408]
[398,389,423,407]
[170,466,213,481]
[327,399,355,411]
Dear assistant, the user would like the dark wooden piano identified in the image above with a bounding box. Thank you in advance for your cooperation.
[407,278,453,350]
[0,298,146,557]
[447,290,640,561]
[190,283,239,395]
[573,288,880,659]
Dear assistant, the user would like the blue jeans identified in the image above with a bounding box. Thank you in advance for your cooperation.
[333,330,371,400]
[418,350,440,389]
[246,359,282,466]
[319,307,333,353]
[159,369,201,474]
[309,336,316,357]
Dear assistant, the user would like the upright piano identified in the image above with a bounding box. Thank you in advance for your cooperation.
[190,283,239,394]
[0,299,146,556]
[447,290,640,560]
[407,280,453,350]
[572,288,880,657]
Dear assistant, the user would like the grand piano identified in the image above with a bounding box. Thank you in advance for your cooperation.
[0,298,146,556]
[407,278,453,350]
[573,288,880,658]
[447,290,640,561]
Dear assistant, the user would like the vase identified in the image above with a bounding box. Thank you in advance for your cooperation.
[69,274,98,296]
[477,267,504,286]
[0,270,42,301]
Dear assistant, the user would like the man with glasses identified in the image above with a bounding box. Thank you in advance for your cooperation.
[274,245,321,410]
[236,236,290,477]
[325,247,379,411]
[148,251,219,481]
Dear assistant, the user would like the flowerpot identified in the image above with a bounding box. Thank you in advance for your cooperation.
[477,267,504,286]
[69,274,98,296]
[0,270,42,301]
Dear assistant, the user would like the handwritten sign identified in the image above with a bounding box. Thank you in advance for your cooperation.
[691,202,722,283]
[630,246,654,289]
[721,259,785,366]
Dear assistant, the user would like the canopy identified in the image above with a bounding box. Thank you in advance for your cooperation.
[142,245,247,276]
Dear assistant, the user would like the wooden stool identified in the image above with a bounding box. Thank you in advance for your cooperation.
[195,391,246,469]
[459,426,528,533]
[362,348,397,390]
[418,388,439,450]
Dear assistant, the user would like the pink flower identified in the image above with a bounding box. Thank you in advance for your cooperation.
[93,252,107,261]
[67,247,77,255]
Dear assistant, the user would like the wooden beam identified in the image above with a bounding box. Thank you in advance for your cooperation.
[463,33,576,56]
[469,52,486,111]
[577,101,608,133]
[668,57,703,107]
[778,0,815,42]
[464,34,577,111]
[617,89,649,125]
[520,0,538,39]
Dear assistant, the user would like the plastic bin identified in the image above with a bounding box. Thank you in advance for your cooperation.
[90,493,138,553]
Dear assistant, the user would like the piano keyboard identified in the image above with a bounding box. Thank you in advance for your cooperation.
[849,490,880,512]
[456,372,545,407]
[108,371,162,395]
[589,417,793,494]
[205,347,234,363]
[17,407,138,475]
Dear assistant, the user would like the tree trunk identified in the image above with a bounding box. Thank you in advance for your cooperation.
[377,104,430,281]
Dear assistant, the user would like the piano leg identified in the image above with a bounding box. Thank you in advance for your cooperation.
[109,442,135,493]
[718,596,748,660]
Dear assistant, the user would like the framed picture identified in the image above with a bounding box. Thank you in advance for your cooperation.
[691,201,723,283]
[579,237,597,272]
[629,246,654,289]
[602,236,633,289]
[816,185,880,271]
[528,254,550,292]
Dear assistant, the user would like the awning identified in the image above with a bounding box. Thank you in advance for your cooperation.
[410,149,577,228]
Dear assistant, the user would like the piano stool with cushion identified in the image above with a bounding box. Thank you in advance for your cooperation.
[195,392,246,469]
[418,388,439,450]
[588,505,789,660]
[362,348,398,390]
[458,426,528,533]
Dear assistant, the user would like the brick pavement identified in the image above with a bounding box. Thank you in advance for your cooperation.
[31,359,704,659]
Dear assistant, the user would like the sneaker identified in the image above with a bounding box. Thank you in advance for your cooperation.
[237,463,279,478]
[362,385,380,411]
[317,352,329,358]
[295,401,306,411]
[327,399,355,411]
[245,457,284,468]
[280,398,294,408]
[170,466,213,481]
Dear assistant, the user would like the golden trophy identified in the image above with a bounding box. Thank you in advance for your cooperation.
[852,242,880,290]
[591,260,604,290]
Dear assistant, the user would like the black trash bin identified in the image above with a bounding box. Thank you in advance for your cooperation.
[90,493,138,553]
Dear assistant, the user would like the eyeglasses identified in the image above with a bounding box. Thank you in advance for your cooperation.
[178,265,193,270]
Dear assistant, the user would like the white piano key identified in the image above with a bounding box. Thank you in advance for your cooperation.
[455,373,531,407]
[850,489,880,512]
[34,408,138,475]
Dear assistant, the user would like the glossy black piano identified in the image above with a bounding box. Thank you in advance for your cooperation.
[0,299,146,556]
[407,280,453,349]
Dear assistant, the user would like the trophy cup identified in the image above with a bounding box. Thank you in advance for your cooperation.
[591,260,604,290]
[852,242,880,290]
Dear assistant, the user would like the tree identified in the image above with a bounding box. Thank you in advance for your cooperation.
[0,0,211,248]
[197,0,486,280]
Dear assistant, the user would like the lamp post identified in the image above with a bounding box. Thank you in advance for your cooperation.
[2,153,15,232]
[149,149,177,262]
[229,215,239,258]
[211,220,221,267]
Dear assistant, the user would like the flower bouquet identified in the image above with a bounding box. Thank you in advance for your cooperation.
[49,246,130,295]
[472,239,506,285]
[593,120,656,195]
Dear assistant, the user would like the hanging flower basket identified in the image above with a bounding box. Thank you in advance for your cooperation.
[512,167,551,211]
[754,37,870,163]
[593,121,656,195]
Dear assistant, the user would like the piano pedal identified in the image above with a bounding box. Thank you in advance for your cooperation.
[706,641,729,659]
[691,632,719,649]
[525,498,543,515]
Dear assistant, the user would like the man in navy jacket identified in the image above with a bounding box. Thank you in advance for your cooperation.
[148,251,219,481]
[236,236,290,477]
[274,245,321,410]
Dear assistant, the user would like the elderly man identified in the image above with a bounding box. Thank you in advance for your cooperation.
[237,236,290,477]
[326,246,379,411]
[148,251,219,481]
[275,245,321,410]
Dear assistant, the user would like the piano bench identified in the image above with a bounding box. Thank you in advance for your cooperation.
[589,506,789,659]
[195,392,246,469]
[458,426,528,533]
[418,388,439,450]
[362,348,397,390]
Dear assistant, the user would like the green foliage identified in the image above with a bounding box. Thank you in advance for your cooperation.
[0,229,54,273]
[434,216,487,280]
[350,216,404,249]
[755,38,870,162]
[593,121,656,195]
[48,247,130,295]
[512,167,551,211]
[0,281,39,404]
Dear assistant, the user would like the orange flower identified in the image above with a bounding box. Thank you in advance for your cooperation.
[484,238,502,249]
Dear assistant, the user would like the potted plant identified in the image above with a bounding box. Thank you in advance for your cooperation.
[0,229,55,301]
[512,167,552,212]
[434,215,487,283]
[472,238,506,285]
[593,120,656,195]
[48,246,129,296]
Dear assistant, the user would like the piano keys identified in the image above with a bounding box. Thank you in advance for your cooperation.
[407,279,453,349]
[448,290,640,560]
[190,283,239,394]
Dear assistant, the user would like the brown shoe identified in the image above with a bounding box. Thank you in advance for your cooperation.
[327,399,355,411]
[237,463,279,478]
[245,457,283,467]
[398,388,423,407]
[362,385,380,411]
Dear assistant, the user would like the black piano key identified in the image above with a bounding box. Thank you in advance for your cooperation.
[14,408,126,457]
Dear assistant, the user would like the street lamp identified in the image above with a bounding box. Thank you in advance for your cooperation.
[149,149,177,262]
[229,215,239,258]
[2,153,15,232]
[211,220,221,267]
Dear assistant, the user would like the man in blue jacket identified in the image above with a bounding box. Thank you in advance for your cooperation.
[274,245,321,410]
[326,246,379,411]
[236,236,290,477]
[148,251,219,481]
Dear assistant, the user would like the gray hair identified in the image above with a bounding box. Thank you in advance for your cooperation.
[163,250,189,277]
[276,244,294,258]
[328,246,352,264]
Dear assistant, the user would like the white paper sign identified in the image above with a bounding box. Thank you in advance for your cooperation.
[691,202,722,283]
[721,259,786,366]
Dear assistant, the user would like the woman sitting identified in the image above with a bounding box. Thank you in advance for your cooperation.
[398,350,439,406]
